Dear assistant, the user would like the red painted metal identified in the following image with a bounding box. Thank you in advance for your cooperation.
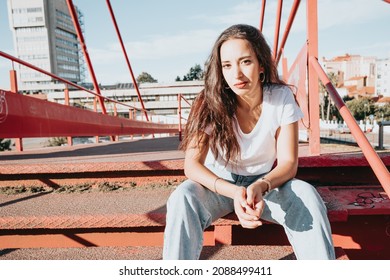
[275,0,301,65]
[64,86,73,146]
[178,94,182,141]
[0,51,140,113]
[0,90,178,138]
[9,69,23,151]
[105,0,149,122]
[273,0,283,59]
[310,56,390,196]
[66,0,107,115]
[286,44,309,130]
[306,0,320,155]
[259,0,266,32]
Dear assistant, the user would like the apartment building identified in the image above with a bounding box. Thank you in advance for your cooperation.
[7,0,84,93]
[376,57,390,98]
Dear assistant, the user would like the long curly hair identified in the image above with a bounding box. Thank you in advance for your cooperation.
[180,24,285,163]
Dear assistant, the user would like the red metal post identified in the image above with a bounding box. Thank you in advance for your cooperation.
[259,0,266,32]
[93,97,99,143]
[282,56,288,81]
[178,94,182,141]
[64,85,73,146]
[306,0,320,155]
[105,0,149,122]
[275,0,301,65]
[9,70,23,151]
[273,0,283,59]
[310,56,390,196]
[66,0,107,115]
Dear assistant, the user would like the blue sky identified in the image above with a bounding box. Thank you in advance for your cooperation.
[0,0,389,89]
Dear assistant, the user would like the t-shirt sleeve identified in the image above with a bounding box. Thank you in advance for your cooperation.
[280,87,304,126]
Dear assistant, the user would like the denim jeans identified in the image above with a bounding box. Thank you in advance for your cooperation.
[163,171,335,260]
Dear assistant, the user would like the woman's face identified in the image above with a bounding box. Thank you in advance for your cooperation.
[220,38,263,98]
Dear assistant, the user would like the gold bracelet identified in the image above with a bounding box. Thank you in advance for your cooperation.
[213,177,222,194]
[261,177,272,195]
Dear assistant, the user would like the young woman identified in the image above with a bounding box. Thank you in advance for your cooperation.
[163,24,335,260]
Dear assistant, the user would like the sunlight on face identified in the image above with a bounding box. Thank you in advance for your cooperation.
[220,39,262,97]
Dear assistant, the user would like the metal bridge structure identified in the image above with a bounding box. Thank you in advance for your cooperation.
[0,0,389,260]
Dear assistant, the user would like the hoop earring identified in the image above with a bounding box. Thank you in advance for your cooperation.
[259,72,265,83]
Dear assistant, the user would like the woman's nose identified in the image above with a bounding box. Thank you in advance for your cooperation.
[233,65,243,78]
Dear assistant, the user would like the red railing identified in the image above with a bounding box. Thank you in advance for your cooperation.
[310,57,390,195]
[0,50,179,146]
[261,0,389,195]
[178,94,192,141]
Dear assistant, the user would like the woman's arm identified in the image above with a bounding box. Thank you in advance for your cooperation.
[245,121,299,218]
[265,120,299,188]
[184,133,239,199]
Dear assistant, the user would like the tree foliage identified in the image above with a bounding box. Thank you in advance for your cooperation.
[375,103,390,121]
[176,64,204,81]
[319,72,339,121]
[0,138,11,151]
[345,97,375,121]
[136,72,157,84]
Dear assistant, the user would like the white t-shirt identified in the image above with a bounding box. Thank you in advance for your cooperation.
[204,84,304,176]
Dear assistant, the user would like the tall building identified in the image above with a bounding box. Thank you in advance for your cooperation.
[7,0,84,94]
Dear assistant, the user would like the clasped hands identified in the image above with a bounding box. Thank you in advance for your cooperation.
[233,182,266,229]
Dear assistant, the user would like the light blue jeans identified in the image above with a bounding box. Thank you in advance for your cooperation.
[163,171,335,260]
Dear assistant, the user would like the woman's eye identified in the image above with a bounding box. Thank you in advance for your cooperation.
[222,64,231,69]
[242,59,251,65]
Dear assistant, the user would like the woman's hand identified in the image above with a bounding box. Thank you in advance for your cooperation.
[246,181,266,218]
[233,186,263,229]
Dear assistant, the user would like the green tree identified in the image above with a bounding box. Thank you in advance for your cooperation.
[47,137,67,147]
[345,97,375,121]
[0,138,11,151]
[319,72,338,121]
[177,64,204,81]
[136,72,157,84]
[375,102,390,121]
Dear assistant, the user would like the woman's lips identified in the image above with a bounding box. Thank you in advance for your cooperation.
[234,82,247,89]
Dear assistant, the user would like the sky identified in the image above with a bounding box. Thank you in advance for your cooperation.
[0,0,390,89]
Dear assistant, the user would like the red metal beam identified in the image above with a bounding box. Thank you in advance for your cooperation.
[306,0,320,155]
[0,90,178,138]
[0,51,140,112]
[66,0,107,115]
[273,0,283,59]
[275,0,301,65]
[105,0,149,122]
[309,56,390,196]
[9,69,23,151]
[259,0,266,32]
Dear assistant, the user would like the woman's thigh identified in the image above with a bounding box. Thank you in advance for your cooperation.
[167,179,235,227]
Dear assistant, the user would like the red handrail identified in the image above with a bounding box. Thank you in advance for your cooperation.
[0,51,141,112]
[310,56,390,195]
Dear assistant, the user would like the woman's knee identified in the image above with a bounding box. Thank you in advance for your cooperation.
[289,179,327,212]
[167,180,204,211]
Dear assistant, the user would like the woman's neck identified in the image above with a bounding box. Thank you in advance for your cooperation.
[237,88,263,113]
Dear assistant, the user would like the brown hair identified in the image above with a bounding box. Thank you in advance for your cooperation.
[180,24,286,163]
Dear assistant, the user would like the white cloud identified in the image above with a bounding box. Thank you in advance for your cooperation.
[318,0,389,30]
[210,1,262,26]
[88,29,218,63]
